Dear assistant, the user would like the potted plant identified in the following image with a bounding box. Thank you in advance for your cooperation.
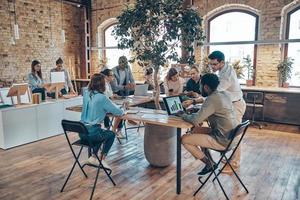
[113,0,204,167]
[277,57,294,88]
[243,55,254,86]
[113,0,205,109]
[231,60,245,80]
[200,56,212,75]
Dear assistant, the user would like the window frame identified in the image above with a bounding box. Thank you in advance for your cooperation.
[207,9,259,85]
[284,6,300,88]
[102,22,118,60]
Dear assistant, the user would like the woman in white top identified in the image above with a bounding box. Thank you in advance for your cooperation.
[163,68,184,96]
[101,69,114,98]
[101,69,124,138]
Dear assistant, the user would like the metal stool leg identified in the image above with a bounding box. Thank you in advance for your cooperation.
[61,146,87,192]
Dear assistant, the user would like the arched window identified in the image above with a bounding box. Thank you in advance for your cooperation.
[103,24,130,68]
[208,10,258,84]
[285,6,300,87]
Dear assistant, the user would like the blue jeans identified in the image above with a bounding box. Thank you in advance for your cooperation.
[80,124,115,156]
[104,116,123,129]
[32,87,46,101]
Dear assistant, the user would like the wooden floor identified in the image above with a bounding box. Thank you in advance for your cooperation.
[0,125,300,200]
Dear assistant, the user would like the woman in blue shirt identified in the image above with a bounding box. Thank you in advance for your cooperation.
[28,60,46,101]
[81,73,124,169]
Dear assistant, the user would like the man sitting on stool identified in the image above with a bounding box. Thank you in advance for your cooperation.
[177,73,238,176]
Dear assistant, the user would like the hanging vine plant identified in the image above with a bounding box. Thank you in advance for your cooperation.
[113,0,205,109]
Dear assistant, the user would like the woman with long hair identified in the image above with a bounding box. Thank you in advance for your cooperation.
[163,68,184,96]
[28,60,46,101]
[81,73,124,169]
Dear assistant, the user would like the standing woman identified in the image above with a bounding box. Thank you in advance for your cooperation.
[81,73,124,169]
[163,68,184,96]
[28,60,46,101]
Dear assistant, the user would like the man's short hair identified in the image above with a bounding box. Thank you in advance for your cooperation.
[208,51,225,62]
[201,73,220,91]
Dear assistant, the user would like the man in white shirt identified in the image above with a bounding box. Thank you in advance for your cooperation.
[208,51,246,172]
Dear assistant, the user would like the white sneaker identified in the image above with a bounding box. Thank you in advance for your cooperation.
[101,160,111,170]
[86,156,99,166]
[116,130,125,139]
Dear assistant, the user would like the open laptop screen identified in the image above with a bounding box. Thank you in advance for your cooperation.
[134,84,149,96]
[163,96,185,115]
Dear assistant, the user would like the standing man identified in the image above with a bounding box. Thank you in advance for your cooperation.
[111,56,135,96]
[208,50,246,172]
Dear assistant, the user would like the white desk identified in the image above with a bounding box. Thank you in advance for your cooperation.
[0,96,82,149]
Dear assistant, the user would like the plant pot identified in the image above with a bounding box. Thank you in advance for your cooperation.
[282,82,289,88]
[144,124,176,167]
[246,79,253,86]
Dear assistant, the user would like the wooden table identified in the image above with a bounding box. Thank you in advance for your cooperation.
[66,105,193,195]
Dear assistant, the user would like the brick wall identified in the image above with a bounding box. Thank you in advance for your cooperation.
[1,0,296,87]
[0,0,85,85]
[91,0,296,86]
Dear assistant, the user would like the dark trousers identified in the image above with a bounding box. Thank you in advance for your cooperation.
[32,88,46,101]
[116,89,134,97]
[81,124,115,156]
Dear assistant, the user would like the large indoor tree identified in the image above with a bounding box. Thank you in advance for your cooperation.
[113,0,205,109]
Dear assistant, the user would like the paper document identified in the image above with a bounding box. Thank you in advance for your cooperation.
[141,114,168,120]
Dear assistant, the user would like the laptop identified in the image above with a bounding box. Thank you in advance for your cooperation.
[134,84,149,96]
[162,95,185,116]
[50,71,65,83]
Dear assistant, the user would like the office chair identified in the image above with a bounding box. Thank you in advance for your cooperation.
[193,120,250,200]
[60,119,116,200]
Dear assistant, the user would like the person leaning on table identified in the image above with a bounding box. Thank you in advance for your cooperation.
[177,73,238,176]
[80,73,125,169]
[111,56,135,96]
[28,60,47,101]
[208,50,246,173]
[182,51,246,173]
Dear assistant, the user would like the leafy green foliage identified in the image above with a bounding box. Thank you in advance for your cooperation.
[231,60,245,79]
[200,56,211,75]
[277,57,294,83]
[243,55,254,80]
[113,0,205,70]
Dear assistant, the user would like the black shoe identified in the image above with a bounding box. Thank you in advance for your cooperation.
[197,164,217,176]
